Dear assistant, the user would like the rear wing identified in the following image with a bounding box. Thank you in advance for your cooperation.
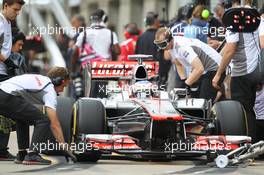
[90,61,159,79]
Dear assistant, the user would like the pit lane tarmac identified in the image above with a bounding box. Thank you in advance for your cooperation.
[1,153,264,175]
[1,128,264,175]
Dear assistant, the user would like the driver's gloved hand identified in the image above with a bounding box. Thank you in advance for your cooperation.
[4,58,19,69]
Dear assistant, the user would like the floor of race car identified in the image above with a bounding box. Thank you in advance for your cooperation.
[1,129,264,175]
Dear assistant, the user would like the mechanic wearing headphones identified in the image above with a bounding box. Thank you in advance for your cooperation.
[71,9,120,98]
[71,9,120,71]
[0,0,25,161]
[154,27,224,102]
[0,67,76,165]
[212,0,261,143]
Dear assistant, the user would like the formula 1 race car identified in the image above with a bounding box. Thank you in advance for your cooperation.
[52,54,251,164]
[50,7,264,166]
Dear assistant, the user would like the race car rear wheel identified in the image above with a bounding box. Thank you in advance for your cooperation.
[73,98,106,162]
[211,100,248,135]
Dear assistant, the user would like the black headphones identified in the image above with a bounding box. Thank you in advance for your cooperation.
[51,77,64,87]
[90,9,108,23]
[101,13,108,23]
[51,71,69,87]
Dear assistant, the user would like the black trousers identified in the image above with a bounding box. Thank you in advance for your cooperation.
[256,120,264,142]
[0,90,50,151]
[231,68,259,143]
[0,74,11,152]
[199,71,225,102]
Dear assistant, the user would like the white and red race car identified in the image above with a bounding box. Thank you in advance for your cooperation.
[48,7,264,167]
[50,54,256,167]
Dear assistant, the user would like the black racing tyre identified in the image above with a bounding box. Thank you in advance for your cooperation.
[44,97,75,155]
[73,98,106,162]
[211,100,248,135]
[75,98,106,135]
[56,97,75,143]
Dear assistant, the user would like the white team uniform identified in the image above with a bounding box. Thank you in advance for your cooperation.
[225,29,259,77]
[76,27,118,60]
[0,13,12,75]
[169,36,222,73]
[0,74,57,110]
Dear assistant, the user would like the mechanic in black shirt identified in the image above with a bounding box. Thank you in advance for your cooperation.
[135,12,171,88]
[135,12,160,58]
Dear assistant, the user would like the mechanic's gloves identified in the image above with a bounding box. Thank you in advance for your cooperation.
[64,150,77,163]
[4,58,19,69]
[184,82,192,95]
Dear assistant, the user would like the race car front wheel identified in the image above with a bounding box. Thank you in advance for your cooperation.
[73,98,107,162]
[211,100,248,135]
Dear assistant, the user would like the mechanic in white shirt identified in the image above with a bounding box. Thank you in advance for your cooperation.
[71,9,120,98]
[212,3,261,143]
[0,0,25,161]
[0,67,76,165]
[71,9,120,72]
[154,27,224,102]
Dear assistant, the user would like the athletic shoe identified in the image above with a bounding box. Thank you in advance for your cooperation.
[14,150,27,164]
[22,152,51,165]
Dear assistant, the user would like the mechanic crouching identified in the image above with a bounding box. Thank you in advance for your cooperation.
[0,67,76,165]
[154,27,225,102]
